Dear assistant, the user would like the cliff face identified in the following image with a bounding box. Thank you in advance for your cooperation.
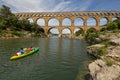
[87,31,120,80]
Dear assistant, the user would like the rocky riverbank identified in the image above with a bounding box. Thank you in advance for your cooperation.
[0,30,46,39]
[87,31,120,80]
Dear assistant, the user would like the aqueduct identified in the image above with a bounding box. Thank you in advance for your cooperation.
[14,11,120,37]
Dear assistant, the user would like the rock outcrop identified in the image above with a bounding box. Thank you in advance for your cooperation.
[88,60,120,80]
[87,31,120,80]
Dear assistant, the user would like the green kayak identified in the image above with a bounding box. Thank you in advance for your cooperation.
[10,48,39,60]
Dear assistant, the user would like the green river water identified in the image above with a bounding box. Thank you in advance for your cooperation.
[0,37,93,80]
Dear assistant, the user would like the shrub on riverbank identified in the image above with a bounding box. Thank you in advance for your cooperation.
[85,19,120,44]
[85,30,100,44]
[106,21,118,30]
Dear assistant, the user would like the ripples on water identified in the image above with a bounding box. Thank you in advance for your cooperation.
[0,37,93,80]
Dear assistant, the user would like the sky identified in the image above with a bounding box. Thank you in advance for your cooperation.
[0,0,120,34]
[0,0,120,13]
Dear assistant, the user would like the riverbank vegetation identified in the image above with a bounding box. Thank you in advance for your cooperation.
[85,19,120,44]
[0,5,46,38]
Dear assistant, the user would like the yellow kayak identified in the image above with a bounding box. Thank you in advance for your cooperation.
[10,48,39,60]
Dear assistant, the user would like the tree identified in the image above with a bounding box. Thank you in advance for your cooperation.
[0,5,13,18]
[0,5,46,37]
[75,29,84,36]
[113,19,120,29]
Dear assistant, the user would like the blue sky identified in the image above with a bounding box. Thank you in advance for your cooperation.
[0,0,120,12]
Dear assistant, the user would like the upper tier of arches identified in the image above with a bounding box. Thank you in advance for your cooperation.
[15,11,120,28]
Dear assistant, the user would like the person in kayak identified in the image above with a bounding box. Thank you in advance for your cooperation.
[26,47,34,52]
[19,48,25,54]
[15,48,25,56]
[29,46,34,51]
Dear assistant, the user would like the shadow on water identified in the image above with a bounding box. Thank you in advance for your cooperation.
[0,37,94,80]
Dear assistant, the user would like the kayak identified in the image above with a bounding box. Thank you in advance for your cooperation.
[10,48,39,60]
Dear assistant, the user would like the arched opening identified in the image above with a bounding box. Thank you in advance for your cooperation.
[74,28,84,36]
[48,28,59,37]
[37,18,45,26]
[100,18,108,26]
[87,18,96,26]
[48,18,59,26]
[74,18,84,26]
[111,17,118,22]
[62,28,71,37]
[28,18,33,23]
[62,18,71,26]
[87,28,96,33]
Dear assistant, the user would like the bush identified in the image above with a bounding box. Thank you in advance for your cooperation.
[75,29,84,36]
[85,31,100,44]
[106,22,118,30]
[12,31,23,37]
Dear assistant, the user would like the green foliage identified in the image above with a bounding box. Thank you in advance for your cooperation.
[85,28,100,44]
[75,29,84,36]
[103,58,115,66]
[0,5,45,37]
[106,21,118,30]
[97,47,108,56]
[113,19,120,29]
[101,41,111,47]
[0,19,7,29]
[0,5,13,18]
[86,28,96,33]
[12,31,23,37]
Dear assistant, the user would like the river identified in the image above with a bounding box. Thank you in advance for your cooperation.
[0,37,93,80]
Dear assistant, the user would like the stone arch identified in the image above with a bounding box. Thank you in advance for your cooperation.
[62,28,71,34]
[27,18,34,23]
[74,18,84,26]
[48,18,59,26]
[87,17,96,26]
[62,18,71,26]
[37,18,45,26]
[87,28,96,33]
[111,17,118,21]
[100,17,108,26]
[47,27,59,35]
[74,28,84,36]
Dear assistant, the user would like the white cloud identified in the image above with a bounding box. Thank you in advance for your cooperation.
[0,0,49,12]
[52,1,71,12]
[0,0,94,12]
[79,0,93,11]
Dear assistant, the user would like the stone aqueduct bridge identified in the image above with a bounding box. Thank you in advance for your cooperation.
[14,11,120,37]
